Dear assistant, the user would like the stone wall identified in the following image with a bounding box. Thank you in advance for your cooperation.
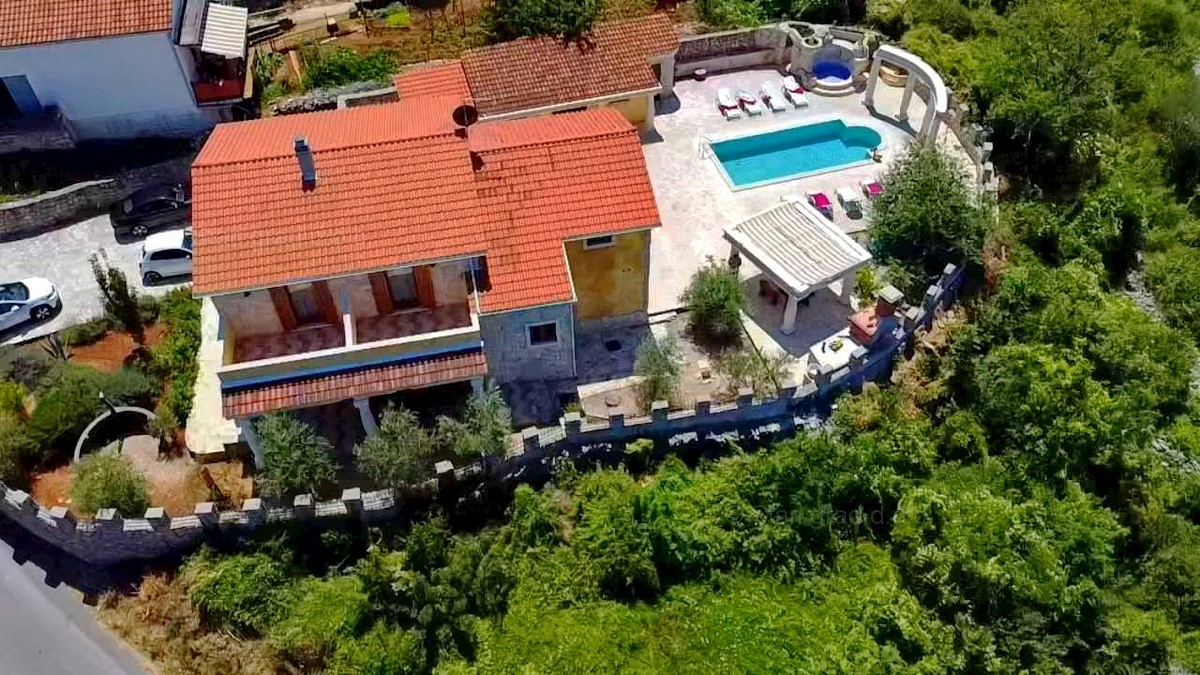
[0,108,76,156]
[0,265,967,567]
[480,302,577,383]
[0,156,192,241]
[675,26,786,77]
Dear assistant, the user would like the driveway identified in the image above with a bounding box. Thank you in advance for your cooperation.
[1,215,185,346]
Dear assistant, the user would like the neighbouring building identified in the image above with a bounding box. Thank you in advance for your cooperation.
[0,0,249,148]
[384,14,680,132]
[190,96,660,466]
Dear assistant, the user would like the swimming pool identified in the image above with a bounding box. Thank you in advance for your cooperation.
[710,120,882,189]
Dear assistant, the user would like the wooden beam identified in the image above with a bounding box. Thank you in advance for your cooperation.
[368,272,395,315]
[268,287,298,331]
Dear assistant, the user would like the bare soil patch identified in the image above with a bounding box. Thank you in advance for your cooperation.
[69,324,165,372]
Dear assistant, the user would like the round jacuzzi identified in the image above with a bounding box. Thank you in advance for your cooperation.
[813,60,852,81]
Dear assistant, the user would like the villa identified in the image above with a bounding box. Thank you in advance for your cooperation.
[190,98,659,466]
[387,14,680,133]
[0,0,250,149]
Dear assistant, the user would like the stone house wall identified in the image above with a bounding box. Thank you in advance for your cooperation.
[480,302,577,383]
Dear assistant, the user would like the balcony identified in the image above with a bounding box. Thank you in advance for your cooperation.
[193,77,247,105]
[217,302,482,390]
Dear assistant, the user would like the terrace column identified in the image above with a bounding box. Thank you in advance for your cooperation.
[781,294,800,335]
[863,57,883,108]
[236,418,264,469]
[353,397,378,436]
[897,76,916,123]
[470,377,484,396]
[920,100,938,145]
[839,272,858,304]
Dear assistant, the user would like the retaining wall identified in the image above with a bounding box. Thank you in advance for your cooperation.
[0,265,966,566]
[0,157,192,241]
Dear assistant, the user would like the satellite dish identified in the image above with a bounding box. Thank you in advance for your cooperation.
[452,104,479,128]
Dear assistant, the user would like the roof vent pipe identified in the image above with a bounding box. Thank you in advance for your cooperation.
[295,136,317,190]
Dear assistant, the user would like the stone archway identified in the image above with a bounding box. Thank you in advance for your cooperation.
[73,406,156,462]
[862,44,949,145]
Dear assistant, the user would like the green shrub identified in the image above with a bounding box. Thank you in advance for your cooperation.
[694,0,763,28]
[0,412,35,484]
[71,453,149,516]
[714,346,795,398]
[0,380,26,416]
[484,0,602,41]
[680,260,745,346]
[325,624,423,675]
[382,5,411,27]
[623,438,654,475]
[255,413,338,498]
[303,47,397,90]
[355,405,435,489]
[184,551,291,633]
[1145,246,1200,336]
[434,386,514,460]
[60,317,112,347]
[152,289,201,420]
[90,255,144,345]
[26,365,157,455]
[148,401,178,444]
[634,336,682,409]
[269,576,369,669]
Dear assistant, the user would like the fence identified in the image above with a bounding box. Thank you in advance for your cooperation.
[0,265,966,566]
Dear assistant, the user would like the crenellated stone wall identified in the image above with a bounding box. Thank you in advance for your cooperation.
[0,266,966,566]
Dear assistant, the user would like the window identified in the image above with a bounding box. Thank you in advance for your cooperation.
[527,321,559,346]
[387,269,419,308]
[151,249,189,261]
[583,235,615,250]
[287,283,323,325]
[464,256,490,293]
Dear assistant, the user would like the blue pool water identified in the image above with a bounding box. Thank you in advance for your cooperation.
[711,120,882,188]
[813,61,852,81]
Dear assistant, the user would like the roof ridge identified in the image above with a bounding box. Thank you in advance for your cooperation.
[195,130,463,168]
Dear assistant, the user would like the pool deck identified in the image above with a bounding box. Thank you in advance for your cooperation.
[643,66,968,315]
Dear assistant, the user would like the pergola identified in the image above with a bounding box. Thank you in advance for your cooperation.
[862,44,948,144]
[723,198,872,335]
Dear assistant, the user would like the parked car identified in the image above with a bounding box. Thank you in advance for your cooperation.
[139,229,193,284]
[0,278,61,332]
[110,181,191,238]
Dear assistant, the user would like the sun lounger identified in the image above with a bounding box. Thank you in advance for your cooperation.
[782,76,810,107]
[736,89,763,116]
[807,191,833,219]
[837,186,863,217]
[860,179,884,198]
[759,82,787,113]
[716,88,742,119]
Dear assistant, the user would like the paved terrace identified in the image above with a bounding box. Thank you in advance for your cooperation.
[644,66,971,314]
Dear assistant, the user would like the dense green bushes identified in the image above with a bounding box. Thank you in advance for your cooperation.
[255,413,338,498]
[151,288,201,422]
[25,365,156,456]
[680,259,745,346]
[302,47,397,90]
[70,453,150,516]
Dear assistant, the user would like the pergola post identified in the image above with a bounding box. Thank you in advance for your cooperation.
[839,271,857,304]
[236,417,264,469]
[352,397,378,436]
[920,100,938,144]
[470,376,484,395]
[781,294,800,335]
[863,57,883,108]
[897,76,916,122]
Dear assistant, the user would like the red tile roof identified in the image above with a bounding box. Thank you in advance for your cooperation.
[222,350,488,417]
[394,61,472,102]
[460,14,679,116]
[190,102,660,313]
[0,0,173,48]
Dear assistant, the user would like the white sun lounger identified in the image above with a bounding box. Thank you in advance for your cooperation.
[782,76,810,108]
[759,82,787,113]
[736,89,763,116]
[837,186,863,217]
[716,88,742,119]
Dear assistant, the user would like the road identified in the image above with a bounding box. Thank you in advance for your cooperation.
[0,524,148,675]
[1,214,184,346]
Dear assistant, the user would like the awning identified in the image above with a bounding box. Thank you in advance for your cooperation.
[222,350,488,418]
[723,197,872,298]
[201,2,248,59]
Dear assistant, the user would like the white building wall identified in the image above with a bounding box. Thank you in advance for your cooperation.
[0,31,214,140]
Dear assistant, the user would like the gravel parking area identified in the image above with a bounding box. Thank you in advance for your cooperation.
[1,214,185,346]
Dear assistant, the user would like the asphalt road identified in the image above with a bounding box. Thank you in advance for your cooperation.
[1,214,185,346]
[0,525,148,675]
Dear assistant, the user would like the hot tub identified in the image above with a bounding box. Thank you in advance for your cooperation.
[813,60,852,82]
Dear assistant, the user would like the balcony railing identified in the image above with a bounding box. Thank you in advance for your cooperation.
[193,77,247,105]
[217,302,482,390]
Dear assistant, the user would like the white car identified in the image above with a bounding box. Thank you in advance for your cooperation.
[0,278,60,332]
[139,229,193,284]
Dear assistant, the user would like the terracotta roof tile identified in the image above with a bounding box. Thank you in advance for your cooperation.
[461,14,679,115]
[0,0,173,48]
[393,61,472,101]
[222,350,488,417]
[191,103,660,312]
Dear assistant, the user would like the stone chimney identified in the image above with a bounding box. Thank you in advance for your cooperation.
[294,136,317,191]
[849,284,905,346]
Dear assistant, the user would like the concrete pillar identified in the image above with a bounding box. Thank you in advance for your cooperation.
[838,272,857,303]
[643,93,656,133]
[353,397,378,436]
[657,54,675,96]
[897,77,916,122]
[920,101,937,145]
[863,57,882,108]
[236,417,264,469]
[781,294,800,335]
[470,376,484,396]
